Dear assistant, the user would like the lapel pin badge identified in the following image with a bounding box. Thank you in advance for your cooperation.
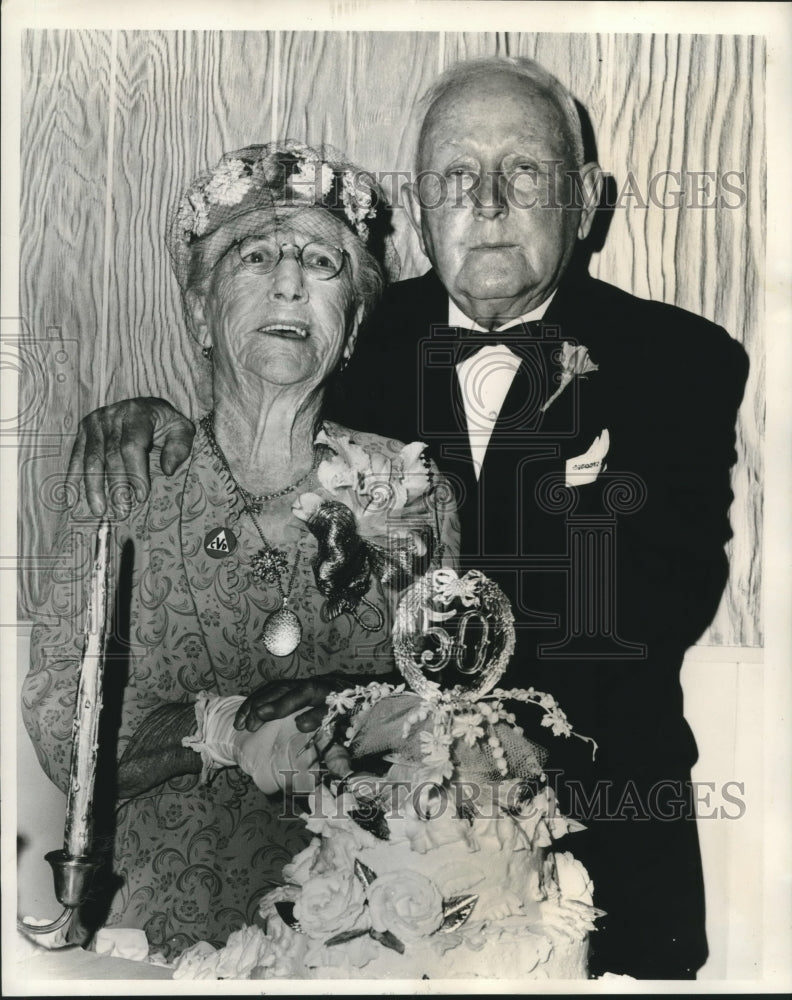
[204,526,238,558]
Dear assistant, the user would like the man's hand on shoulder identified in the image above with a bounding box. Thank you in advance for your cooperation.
[66,397,195,516]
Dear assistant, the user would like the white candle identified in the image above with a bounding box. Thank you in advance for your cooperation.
[64,518,112,858]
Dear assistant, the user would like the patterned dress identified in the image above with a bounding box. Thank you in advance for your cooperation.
[21,419,458,958]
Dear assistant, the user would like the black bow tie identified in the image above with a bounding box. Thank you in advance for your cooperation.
[453,321,541,365]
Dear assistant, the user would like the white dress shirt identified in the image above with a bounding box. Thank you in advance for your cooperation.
[451,292,556,479]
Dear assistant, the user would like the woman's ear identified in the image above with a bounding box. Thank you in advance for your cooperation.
[342,301,366,364]
[183,288,210,347]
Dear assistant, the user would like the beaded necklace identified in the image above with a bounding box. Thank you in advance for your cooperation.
[200,412,318,656]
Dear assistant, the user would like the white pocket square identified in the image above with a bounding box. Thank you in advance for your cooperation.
[565,429,609,487]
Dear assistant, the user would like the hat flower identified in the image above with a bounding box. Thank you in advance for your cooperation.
[178,190,210,239]
[341,169,377,239]
[293,158,335,197]
[203,157,253,206]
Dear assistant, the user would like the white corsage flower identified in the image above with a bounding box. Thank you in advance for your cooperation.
[540,341,599,413]
[418,728,452,760]
[417,730,454,780]
[324,688,359,715]
[315,429,370,491]
[307,429,430,536]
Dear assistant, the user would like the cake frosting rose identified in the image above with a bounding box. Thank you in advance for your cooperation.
[173,569,603,981]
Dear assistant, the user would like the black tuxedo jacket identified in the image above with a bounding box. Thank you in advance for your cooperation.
[330,266,748,773]
[329,265,748,977]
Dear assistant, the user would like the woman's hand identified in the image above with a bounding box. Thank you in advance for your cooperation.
[66,397,195,516]
[232,711,322,794]
[234,676,349,734]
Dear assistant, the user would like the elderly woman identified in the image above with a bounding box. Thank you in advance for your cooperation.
[22,141,457,958]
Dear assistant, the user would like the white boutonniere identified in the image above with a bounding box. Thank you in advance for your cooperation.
[540,342,599,413]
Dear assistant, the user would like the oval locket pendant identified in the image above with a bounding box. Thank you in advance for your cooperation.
[260,607,302,656]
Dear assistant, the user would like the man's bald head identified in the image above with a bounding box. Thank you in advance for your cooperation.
[403,56,601,327]
[416,57,586,174]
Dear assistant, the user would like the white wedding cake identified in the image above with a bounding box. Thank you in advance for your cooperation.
[174,569,602,981]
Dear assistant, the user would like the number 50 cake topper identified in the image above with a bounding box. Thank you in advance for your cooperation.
[318,567,596,781]
[392,568,516,700]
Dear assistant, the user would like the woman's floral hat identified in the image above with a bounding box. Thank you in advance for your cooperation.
[167,140,398,291]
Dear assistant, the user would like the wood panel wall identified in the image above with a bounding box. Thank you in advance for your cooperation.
[18,30,764,646]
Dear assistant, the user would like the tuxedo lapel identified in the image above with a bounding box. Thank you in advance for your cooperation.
[409,272,612,568]
[474,275,612,567]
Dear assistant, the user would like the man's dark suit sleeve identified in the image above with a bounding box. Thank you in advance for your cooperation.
[613,322,749,652]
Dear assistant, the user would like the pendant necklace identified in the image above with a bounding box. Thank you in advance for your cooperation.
[246,507,303,656]
[200,413,318,657]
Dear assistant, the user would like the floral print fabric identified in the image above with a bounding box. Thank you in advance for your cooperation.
[21,420,458,958]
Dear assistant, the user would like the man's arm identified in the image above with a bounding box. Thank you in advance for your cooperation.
[617,328,749,650]
[66,397,195,516]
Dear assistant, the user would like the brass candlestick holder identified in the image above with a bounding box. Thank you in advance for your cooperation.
[18,519,112,944]
[17,851,104,937]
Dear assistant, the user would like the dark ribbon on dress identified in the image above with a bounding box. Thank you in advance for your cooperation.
[304,500,433,623]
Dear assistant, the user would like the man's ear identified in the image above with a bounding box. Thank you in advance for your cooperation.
[183,288,210,347]
[402,181,428,255]
[576,162,604,241]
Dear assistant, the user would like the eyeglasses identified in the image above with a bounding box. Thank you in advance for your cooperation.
[236,235,347,280]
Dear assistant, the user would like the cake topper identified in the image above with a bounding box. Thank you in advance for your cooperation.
[318,569,597,784]
[392,568,515,700]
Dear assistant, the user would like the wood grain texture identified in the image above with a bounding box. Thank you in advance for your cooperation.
[18,29,113,613]
[106,30,278,415]
[278,31,441,279]
[18,30,763,646]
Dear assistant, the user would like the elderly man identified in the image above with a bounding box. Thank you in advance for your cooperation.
[67,58,747,979]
